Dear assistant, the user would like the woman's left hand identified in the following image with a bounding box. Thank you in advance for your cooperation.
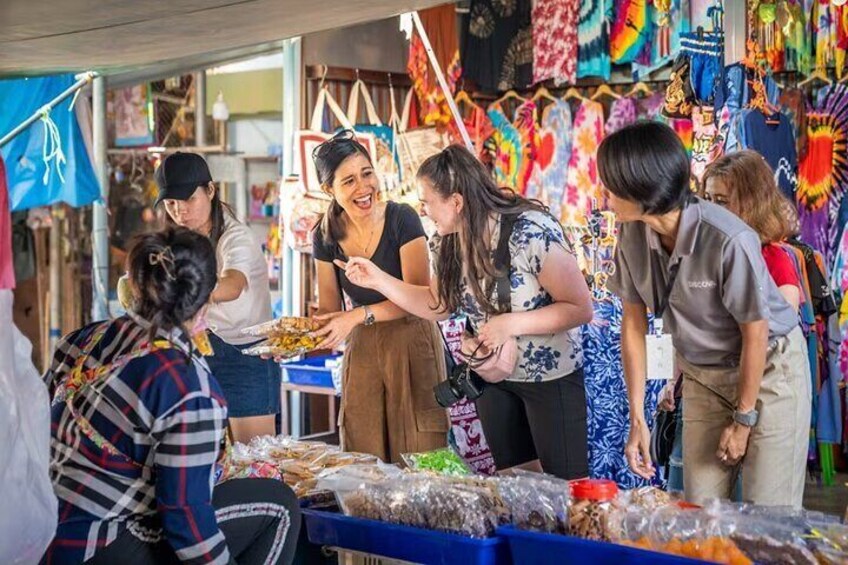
[716,422,751,466]
[477,314,516,351]
[311,310,363,351]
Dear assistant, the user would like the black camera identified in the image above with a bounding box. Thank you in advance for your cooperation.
[433,362,486,408]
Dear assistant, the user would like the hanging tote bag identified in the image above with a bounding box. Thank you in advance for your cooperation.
[296,87,377,193]
[346,79,400,192]
[396,88,449,183]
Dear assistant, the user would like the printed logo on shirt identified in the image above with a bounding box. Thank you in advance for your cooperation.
[688,280,717,289]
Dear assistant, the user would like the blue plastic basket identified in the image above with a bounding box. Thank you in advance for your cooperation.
[282,355,340,388]
[497,526,707,565]
[303,509,510,565]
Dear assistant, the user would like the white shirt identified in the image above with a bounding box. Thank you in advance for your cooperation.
[207,216,272,345]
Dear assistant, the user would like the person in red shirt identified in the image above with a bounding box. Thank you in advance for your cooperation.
[702,150,801,312]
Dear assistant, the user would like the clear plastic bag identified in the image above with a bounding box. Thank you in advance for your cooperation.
[493,474,570,534]
[0,290,58,563]
[401,448,472,476]
[338,474,507,538]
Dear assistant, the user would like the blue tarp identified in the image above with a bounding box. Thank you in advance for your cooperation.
[0,74,99,211]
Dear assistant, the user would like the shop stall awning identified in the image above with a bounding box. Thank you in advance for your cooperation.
[0,0,450,78]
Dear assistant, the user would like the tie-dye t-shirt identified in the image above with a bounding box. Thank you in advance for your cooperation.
[577,0,611,80]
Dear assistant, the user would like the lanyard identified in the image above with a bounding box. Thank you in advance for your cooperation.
[650,251,683,333]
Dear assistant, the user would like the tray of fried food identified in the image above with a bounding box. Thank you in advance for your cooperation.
[242,317,320,338]
[242,333,325,358]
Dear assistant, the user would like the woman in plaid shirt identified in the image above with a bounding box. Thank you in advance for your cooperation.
[40,227,300,565]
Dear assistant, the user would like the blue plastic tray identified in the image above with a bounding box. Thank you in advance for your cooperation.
[303,509,510,565]
[497,526,707,565]
[282,355,339,388]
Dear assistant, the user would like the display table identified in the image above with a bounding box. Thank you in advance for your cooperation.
[302,509,709,565]
[280,382,337,437]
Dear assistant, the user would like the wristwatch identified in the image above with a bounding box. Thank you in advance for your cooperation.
[733,408,759,428]
[362,306,376,326]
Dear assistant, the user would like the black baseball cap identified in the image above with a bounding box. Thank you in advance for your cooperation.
[154,152,213,205]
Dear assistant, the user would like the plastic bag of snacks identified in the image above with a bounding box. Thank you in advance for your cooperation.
[339,474,508,538]
[494,473,570,534]
[401,448,471,476]
[240,316,325,358]
[631,504,752,564]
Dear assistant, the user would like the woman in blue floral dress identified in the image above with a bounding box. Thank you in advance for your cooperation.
[341,145,594,479]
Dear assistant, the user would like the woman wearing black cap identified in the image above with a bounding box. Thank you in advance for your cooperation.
[155,152,279,443]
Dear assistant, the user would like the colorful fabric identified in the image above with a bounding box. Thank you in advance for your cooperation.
[525,100,573,219]
[532,0,579,85]
[668,117,694,156]
[610,0,652,64]
[514,101,539,196]
[448,104,495,163]
[408,33,462,129]
[564,100,605,226]
[632,0,691,78]
[42,314,229,565]
[743,111,799,201]
[680,32,723,105]
[440,318,498,475]
[462,0,529,93]
[487,105,524,190]
[691,105,724,182]
[797,89,848,268]
[583,295,665,488]
[577,0,611,80]
[605,97,638,134]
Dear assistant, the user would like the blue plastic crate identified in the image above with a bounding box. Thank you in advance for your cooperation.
[303,509,510,565]
[282,355,340,388]
[497,526,707,565]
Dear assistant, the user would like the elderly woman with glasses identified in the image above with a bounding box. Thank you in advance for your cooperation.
[309,130,448,463]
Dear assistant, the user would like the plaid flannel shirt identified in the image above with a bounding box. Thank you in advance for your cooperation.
[40,314,230,565]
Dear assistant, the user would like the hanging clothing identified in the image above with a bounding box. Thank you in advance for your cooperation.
[487,105,524,191]
[448,104,495,164]
[563,99,605,226]
[408,5,462,128]
[532,0,579,86]
[780,87,810,161]
[743,111,799,201]
[498,23,534,91]
[525,99,573,219]
[462,0,531,93]
[605,97,637,134]
[513,100,538,195]
[632,0,691,78]
[0,157,15,290]
[577,0,611,80]
[691,105,724,182]
[610,0,652,65]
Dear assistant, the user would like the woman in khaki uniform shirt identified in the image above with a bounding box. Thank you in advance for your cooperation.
[310,130,448,463]
[600,122,810,508]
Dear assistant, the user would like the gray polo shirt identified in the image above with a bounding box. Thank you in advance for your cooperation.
[609,198,798,368]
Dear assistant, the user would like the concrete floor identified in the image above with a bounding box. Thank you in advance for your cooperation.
[804,474,848,518]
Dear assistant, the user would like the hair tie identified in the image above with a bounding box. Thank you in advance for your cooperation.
[149,246,176,281]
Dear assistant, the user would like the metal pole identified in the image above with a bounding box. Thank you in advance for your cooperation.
[281,37,301,319]
[91,76,110,321]
[0,71,96,149]
[49,207,61,352]
[195,71,207,146]
[410,12,472,152]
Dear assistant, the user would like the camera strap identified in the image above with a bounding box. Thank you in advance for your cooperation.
[493,213,519,314]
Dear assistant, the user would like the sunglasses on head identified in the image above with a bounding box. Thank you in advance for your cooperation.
[312,129,356,160]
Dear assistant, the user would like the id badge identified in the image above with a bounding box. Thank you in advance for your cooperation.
[646,333,674,380]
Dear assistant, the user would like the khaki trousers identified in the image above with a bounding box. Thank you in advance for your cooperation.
[679,326,811,508]
[340,317,449,463]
